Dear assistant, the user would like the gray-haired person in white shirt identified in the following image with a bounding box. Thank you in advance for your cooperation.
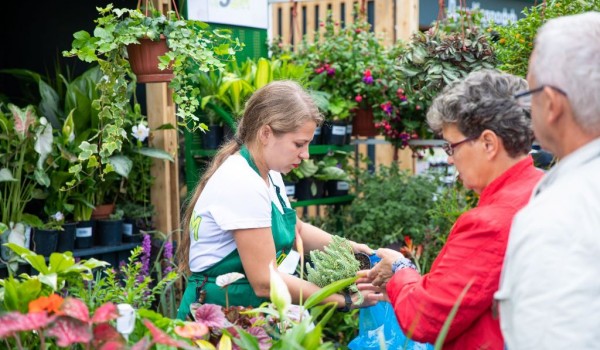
[495,12,600,350]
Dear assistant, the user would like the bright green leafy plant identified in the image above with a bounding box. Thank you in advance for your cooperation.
[492,0,600,78]
[63,4,240,169]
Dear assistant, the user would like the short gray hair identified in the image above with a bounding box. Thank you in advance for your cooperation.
[533,12,600,135]
[427,69,532,157]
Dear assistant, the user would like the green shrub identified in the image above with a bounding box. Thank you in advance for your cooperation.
[328,164,440,248]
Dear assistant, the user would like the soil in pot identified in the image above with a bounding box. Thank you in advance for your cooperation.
[355,252,372,270]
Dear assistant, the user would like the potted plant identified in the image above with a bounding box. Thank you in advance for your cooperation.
[283,159,320,201]
[96,209,124,246]
[314,151,352,198]
[0,103,53,260]
[29,213,64,257]
[63,3,240,172]
[281,8,389,139]
[394,12,497,144]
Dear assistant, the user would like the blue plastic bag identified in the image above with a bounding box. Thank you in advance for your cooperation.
[349,254,433,350]
[348,301,434,350]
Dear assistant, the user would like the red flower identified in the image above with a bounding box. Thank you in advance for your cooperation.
[355,95,363,103]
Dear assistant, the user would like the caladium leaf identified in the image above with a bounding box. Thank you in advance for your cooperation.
[60,297,90,323]
[92,302,119,324]
[46,316,92,346]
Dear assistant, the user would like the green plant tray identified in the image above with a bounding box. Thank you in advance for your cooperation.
[291,194,354,208]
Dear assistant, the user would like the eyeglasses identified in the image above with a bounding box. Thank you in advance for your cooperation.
[513,85,568,100]
[442,135,478,156]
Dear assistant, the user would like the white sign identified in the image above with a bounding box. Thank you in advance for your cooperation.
[188,0,268,29]
[448,0,518,26]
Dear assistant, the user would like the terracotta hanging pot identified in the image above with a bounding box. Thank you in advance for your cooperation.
[126,36,174,83]
[352,108,378,137]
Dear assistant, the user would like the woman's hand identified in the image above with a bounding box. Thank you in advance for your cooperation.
[351,241,375,255]
[367,248,405,288]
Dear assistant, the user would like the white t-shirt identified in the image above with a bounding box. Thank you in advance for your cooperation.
[188,154,291,272]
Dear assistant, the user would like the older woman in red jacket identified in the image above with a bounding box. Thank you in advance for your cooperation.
[361,69,544,350]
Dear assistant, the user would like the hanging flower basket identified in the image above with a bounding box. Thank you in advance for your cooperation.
[352,108,378,137]
[126,36,174,83]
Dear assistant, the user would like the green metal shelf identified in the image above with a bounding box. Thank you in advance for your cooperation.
[291,194,354,208]
[71,242,140,258]
[308,144,354,155]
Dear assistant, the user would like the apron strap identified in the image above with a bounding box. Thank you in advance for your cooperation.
[240,145,290,209]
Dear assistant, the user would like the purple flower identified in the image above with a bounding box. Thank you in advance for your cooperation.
[362,75,374,84]
[141,234,151,276]
[326,67,336,76]
[163,240,173,260]
[194,304,226,329]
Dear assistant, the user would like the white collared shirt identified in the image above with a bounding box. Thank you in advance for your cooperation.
[495,138,600,349]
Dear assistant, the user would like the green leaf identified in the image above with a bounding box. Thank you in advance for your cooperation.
[38,272,59,291]
[304,276,358,309]
[133,147,174,161]
[108,155,133,178]
[5,243,49,274]
[0,168,16,182]
[434,278,475,350]
[154,123,175,130]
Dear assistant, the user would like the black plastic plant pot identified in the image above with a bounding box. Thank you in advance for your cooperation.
[321,121,347,146]
[283,180,297,199]
[75,220,95,249]
[56,222,77,253]
[122,218,143,243]
[97,220,124,246]
[201,125,224,150]
[295,178,325,201]
[31,228,59,256]
[310,126,322,145]
[325,180,350,197]
[345,123,353,145]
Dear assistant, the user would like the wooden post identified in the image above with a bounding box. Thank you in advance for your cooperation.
[146,84,181,236]
[395,0,419,41]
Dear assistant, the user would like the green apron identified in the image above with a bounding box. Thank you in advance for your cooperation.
[177,146,297,320]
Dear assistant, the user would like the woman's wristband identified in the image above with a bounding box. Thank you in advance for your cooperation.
[337,290,353,312]
[391,257,417,273]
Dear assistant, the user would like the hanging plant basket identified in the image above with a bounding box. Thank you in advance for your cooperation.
[352,108,378,137]
[126,36,174,83]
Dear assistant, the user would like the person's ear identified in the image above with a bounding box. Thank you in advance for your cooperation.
[545,87,566,125]
[258,125,272,145]
[480,129,500,159]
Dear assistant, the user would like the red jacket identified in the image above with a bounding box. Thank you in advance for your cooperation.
[386,157,543,350]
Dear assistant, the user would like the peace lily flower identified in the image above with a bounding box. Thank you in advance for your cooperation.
[215,272,245,288]
[269,262,291,318]
[131,123,150,142]
[216,272,245,308]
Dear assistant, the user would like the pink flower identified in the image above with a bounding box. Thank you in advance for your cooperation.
[355,95,363,103]
[195,304,226,329]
